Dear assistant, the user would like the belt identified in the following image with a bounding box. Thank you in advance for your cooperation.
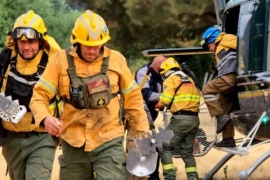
[173,110,198,116]
[4,131,44,138]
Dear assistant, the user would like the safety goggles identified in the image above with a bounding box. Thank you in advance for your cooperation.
[12,28,43,40]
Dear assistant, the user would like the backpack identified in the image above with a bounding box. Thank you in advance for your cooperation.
[0,48,12,89]
[0,47,12,145]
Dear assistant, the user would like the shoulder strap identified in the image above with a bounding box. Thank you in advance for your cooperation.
[168,73,191,109]
[65,48,78,84]
[135,64,151,90]
[37,52,48,73]
[65,48,111,81]
[139,68,151,89]
[0,48,12,86]
[101,54,110,75]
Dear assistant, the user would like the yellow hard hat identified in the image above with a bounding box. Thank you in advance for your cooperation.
[159,57,181,75]
[12,10,48,41]
[70,10,110,46]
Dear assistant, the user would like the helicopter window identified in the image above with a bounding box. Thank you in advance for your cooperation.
[240,1,267,73]
[238,4,252,75]
[236,1,269,114]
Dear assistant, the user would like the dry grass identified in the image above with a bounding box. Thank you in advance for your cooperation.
[0,112,270,180]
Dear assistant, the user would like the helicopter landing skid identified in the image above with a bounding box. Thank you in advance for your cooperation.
[238,151,270,180]
[202,153,235,180]
[203,111,270,180]
[214,146,249,156]
[235,111,270,149]
[214,111,270,154]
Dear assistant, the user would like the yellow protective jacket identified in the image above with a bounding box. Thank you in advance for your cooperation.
[1,36,61,132]
[158,72,200,113]
[30,46,149,152]
[215,32,237,63]
[214,32,237,77]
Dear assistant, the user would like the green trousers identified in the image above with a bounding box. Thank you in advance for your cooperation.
[2,132,57,180]
[159,115,200,180]
[59,137,131,180]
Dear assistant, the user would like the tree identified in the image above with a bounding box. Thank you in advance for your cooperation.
[0,0,82,49]
[66,0,216,75]
[1,0,216,84]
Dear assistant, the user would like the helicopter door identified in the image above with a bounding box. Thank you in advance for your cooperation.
[238,0,269,74]
[237,1,253,76]
[234,1,269,113]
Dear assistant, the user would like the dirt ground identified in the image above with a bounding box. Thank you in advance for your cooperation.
[0,111,270,180]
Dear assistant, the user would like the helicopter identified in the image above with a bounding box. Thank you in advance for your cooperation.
[141,0,270,179]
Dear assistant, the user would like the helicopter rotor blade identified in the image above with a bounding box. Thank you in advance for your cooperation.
[142,47,213,57]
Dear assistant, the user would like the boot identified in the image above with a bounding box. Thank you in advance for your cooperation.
[163,169,176,180]
[215,114,231,134]
[215,137,236,147]
[187,172,199,180]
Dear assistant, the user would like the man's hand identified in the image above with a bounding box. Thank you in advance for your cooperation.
[155,103,164,111]
[126,140,136,153]
[155,103,160,111]
[43,116,62,137]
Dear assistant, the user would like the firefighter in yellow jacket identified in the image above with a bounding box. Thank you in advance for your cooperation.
[155,58,200,180]
[30,10,149,180]
[0,10,61,180]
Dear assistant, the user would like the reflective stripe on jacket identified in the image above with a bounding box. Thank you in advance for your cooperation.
[30,46,149,151]
[158,72,200,113]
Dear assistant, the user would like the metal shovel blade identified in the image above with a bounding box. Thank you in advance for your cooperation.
[126,148,158,177]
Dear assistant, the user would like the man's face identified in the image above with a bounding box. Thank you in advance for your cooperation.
[17,39,40,60]
[80,44,103,62]
[208,42,216,52]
